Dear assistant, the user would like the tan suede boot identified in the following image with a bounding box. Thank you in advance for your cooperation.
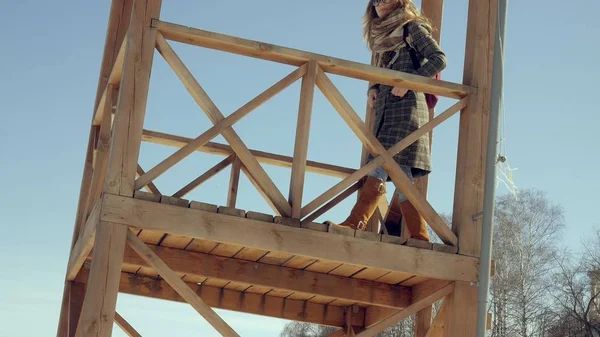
[325,176,387,231]
[399,200,430,241]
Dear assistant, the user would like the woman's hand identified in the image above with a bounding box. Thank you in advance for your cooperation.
[368,88,378,108]
[391,87,408,97]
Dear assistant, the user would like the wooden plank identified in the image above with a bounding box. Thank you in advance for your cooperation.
[102,194,479,282]
[184,202,219,255]
[302,182,361,225]
[66,199,100,281]
[156,196,192,249]
[142,130,355,179]
[227,156,242,207]
[315,69,459,246]
[77,222,128,337]
[104,0,162,197]
[155,32,292,217]
[114,312,142,337]
[153,20,475,98]
[360,283,454,336]
[126,230,240,337]
[289,60,318,218]
[77,271,353,327]
[375,271,414,285]
[173,155,234,198]
[136,165,161,195]
[135,64,305,191]
[240,165,280,215]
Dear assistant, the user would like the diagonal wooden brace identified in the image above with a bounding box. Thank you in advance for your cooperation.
[126,230,240,337]
[315,68,461,245]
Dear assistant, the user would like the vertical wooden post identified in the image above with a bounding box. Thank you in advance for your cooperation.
[76,222,128,337]
[227,156,242,207]
[57,1,134,335]
[93,0,134,113]
[289,61,318,218]
[76,0,162,336]
[446,0,497,335]
[414,1,443,335]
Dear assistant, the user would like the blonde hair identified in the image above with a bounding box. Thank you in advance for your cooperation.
[363,0,434,50]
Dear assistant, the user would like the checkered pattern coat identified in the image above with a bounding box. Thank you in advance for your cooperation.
[369,21,447,178]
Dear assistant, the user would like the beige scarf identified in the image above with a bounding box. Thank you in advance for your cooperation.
[369,7,414,68]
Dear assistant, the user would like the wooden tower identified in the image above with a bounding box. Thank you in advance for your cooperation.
[56,0,497,336]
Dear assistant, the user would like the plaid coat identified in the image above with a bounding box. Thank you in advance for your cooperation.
[369,21,447,179]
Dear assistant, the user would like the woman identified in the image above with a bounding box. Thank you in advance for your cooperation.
[326,0,447,242]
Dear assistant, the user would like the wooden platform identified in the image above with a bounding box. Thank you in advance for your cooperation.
[57,0,497,334]
[69,190,476,328]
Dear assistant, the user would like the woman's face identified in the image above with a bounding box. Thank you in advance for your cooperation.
[374,0,397,18]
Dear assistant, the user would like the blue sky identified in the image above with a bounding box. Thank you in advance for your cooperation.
[1,0,599,336]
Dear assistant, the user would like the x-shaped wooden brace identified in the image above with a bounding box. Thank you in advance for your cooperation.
[136,32,311,216]
[315,67,459,246]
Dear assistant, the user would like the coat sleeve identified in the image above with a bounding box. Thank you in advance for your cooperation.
[407,22,447,78]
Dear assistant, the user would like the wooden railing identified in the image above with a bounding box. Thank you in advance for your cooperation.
[81,19,477,248]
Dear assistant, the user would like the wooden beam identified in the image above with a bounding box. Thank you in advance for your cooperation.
[135,165,161,195]
[364,279,451,326]
[77,221,128,337]
[66,199,100,281]
[93,40,127,126]
[301,158,379,218]
[152,20,475,99]
[142,130,355,179]
[118,243,411,308]
[315,68,458,246]
[155,32,292,217]
[173,155,234,198]
[126,230,239,337]
[358,282,454,337]
[443,282,478,337]
[57,281,86,337]
[302,181,362,225]
[289,60,318,218]
[83,86,115,224]
[92,0,133,114]
[227,156,242,207]
[104,0,162,197]
[452,0,497,258]
[101,194,479,282]
[114,312,141,337]
[446,0,497,333]
[74,270,356,328]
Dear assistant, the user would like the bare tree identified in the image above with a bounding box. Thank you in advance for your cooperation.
[490,189,565,337]
[547,227,600,336]
[279,322,338,337]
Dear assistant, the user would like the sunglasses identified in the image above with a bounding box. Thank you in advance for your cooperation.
[372,0,392,6]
